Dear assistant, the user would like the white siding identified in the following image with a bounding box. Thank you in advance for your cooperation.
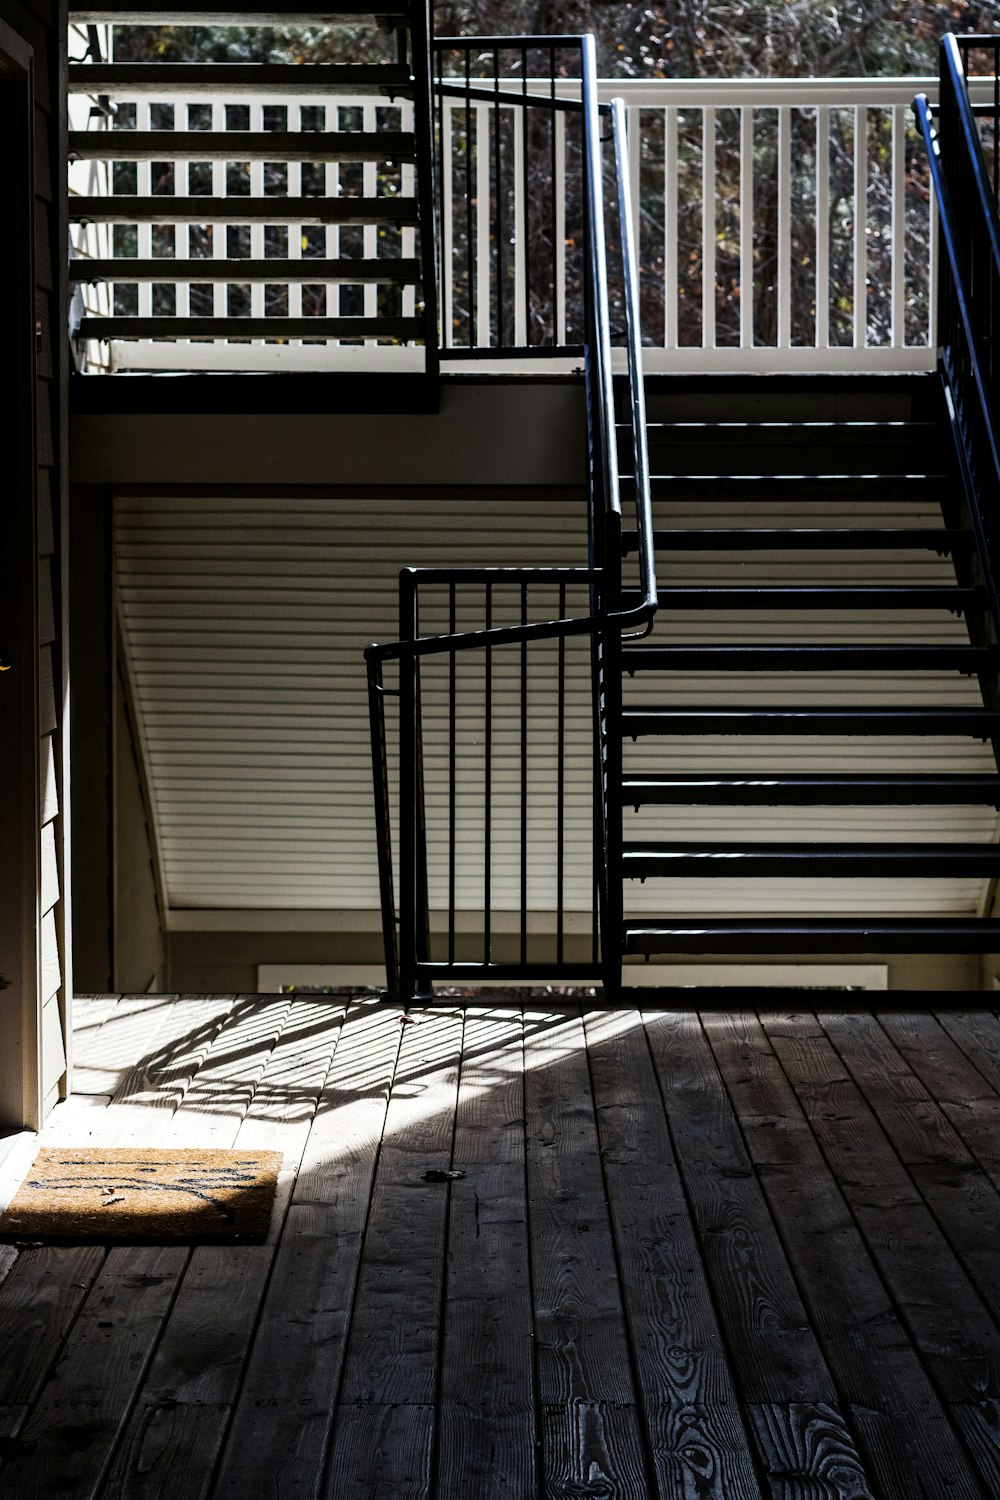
[116,489,996,924]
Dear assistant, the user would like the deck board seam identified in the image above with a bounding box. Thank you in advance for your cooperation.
[696,1008,883,1497]
[639,1006,775,1496]
[820,1011,1000,1352]
[760,1007,999,1496]
[582,1006,684,1499]
[199,996,350,1500]
[313,1001,409,1500]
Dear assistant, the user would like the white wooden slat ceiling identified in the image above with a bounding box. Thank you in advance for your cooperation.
[116,489,998,922]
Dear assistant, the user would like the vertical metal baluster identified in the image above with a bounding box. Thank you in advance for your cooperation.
[522,46,531,346]
[398,571,417,999]
[413,584,430,975]
[448,581,456,967]
[367,657,398,995]
[702,105,716,350]
[520,581,528,968]
[555,108,566,344]
[466,51,474,348]
[740,104,754,349]
[777,105,791,348]
[816,105,830,350]
[550,47,557,344]
[494,50,503,346]
[484,581,492,966]
[989,46,995,202]
[854,103,868,350]
[442,94,453,347]
[437,60,447,347]
[664,106,678,348]
[513,90,527,345]
[476,102,490,347]
[557,582,566,966]
[891,102,905,350]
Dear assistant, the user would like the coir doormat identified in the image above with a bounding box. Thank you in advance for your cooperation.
[0,1147,282,1242]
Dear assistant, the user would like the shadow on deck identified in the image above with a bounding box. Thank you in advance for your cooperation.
[0,989,996,1498]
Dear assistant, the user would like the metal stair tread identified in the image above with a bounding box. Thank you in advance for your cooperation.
[619,772,1000,805]
[622,842,1000,874]
[621,644,997,671]
[621,527,975,553]
[622,706,1000,735]
[626,585,985,609]
[622,917,1000,953]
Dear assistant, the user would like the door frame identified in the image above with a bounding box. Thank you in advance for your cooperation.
[0,19,41,1129]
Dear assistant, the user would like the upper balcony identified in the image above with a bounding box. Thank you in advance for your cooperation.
[67,16,1000,386]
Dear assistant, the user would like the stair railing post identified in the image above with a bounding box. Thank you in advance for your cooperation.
[410,0,440,383]
[398,569,420,999]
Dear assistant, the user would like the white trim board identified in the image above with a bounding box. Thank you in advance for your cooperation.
[258,962,888,992]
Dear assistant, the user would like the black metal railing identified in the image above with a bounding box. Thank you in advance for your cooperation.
[365,36,656,997]
[915,36,1000,627]
[431,38,588,354]
[957,35,1000,208]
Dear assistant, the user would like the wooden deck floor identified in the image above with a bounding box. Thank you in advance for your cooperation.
[0,993,999,1497]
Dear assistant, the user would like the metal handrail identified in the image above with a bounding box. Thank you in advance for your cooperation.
[913,35,1000,659]
[944,36,1000,269]
[611,95,657,636]
[915,94,1000,495]
[365,33,657,995]
[364,43,656,669]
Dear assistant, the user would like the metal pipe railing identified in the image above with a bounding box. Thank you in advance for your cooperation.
[365,36,656,996]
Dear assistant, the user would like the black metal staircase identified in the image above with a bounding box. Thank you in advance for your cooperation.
[617,375,1000,959]
[364,31,1000,997]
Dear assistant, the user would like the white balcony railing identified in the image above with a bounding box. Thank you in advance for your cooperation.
[70,69,1000,375]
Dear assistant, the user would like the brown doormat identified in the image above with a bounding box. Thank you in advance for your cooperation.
[0,1147,283,1243]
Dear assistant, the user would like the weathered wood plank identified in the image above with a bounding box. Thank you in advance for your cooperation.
[231,993,348,1243]
[584,1008,762,1500]
[0,1247,188,1500]
[643,1010,839,1405]
[822,1012,1000,1391]
[332,1008,463,1417]
[71,996,180,1096]
[99,1246,271,1500]
[436,1007,536,1500]
[101,996,348,1497]
[878,1009,1000,1196]
[323,1403,433,1500]
[523,1005,648,1494]
[161,995,294,1150]
[936,1011,1000,1096]
[747,1403,875,1500]
[704,1009,982,1499]
[88,994,234,1147]
[99,1402,231,1500]
[0,1247,105,1412]
[763,1009,1000,1488]
[212,999,404,1500]
[541,1399,650,1500]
